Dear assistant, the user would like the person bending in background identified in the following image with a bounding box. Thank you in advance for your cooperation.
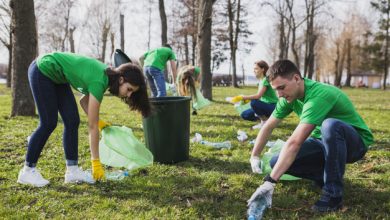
[17,52,151,187]
[140,44,177,97]
[176,65,202,115]
[231,60,278,129]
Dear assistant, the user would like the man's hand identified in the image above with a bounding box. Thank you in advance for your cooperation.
[231,95,243,103]
[247,179,275,207]
[98,120,111,132]
[91,159,105,181]
[250,156,263,174]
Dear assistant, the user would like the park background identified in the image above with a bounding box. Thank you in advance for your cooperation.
[0,0,389,219]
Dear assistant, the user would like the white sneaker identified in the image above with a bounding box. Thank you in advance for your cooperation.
[252,121,265,130]
[17,166,49,187]
[64,166,95,184]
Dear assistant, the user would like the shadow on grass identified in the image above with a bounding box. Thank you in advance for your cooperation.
[179,156,249,175]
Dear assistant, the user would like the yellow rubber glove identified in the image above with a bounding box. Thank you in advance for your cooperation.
[98,120,111,132]
[91,159,105,181]
[231,95,244,103]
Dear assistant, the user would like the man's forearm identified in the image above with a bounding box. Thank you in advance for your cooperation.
[252,124,273,157]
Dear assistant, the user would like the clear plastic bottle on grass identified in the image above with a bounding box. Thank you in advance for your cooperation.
[105,170,129,180]
[247,195,268,220]
[200,140,232,149]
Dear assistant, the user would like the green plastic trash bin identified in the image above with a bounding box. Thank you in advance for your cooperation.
[142,96,191,163]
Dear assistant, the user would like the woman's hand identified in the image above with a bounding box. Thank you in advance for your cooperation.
[91,159,105,180]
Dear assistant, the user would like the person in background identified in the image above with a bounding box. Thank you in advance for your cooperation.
[247,59,373,212]
[140,44,177,97]
[231,60,278,129]
[176,65,202,115]
[17,52,151,187]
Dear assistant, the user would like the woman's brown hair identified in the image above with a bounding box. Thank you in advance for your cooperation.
[106,63,151,117]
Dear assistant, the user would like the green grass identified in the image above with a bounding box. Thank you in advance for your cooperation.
[0,84,389,219]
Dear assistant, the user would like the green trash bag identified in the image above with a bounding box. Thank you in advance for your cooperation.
[262,139,300,181]
[235,100,251,114]
[99,126,153,170]
[193,89,211,110]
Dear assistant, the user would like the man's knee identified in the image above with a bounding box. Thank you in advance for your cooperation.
[321,118,343,134]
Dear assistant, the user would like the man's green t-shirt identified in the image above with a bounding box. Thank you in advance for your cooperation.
[272,78,374,148]
[258,78,278,104]
[36,52,108,103]
[143,47,176,71]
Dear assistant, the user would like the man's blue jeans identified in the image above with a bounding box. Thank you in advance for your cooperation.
[26,61,79,167]
[144,66,166,97]
[241,100,276,121]
[270,118,367,198]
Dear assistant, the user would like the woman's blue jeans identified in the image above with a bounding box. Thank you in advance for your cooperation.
[26,61,79,167]
[241,100,276,121]
[270,118,367,198]
[144,66,166,97]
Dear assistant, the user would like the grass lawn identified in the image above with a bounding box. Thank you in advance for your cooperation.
[0,84,389,219]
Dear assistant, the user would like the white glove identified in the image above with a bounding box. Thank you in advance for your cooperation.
[250,156,263,174]
[247,181,275,207]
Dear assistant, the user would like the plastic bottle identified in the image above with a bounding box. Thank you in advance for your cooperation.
[105,170,129,180]
[247,195,268,220]
[200,140,232,149]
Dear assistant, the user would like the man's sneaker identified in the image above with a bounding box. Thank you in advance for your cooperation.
[312,194,342,212]
[64,166,95,184]
[252,121,265,129]
[17,167,49,187]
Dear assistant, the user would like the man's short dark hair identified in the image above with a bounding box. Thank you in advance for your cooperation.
[163,44,172,49]
[267,60,302,81]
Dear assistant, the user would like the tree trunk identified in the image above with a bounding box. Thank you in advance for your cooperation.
[383,7,389,90]
[197,0,216,100]
[120,13,124,51]
[191,0,197,65]
[100,21,110,62]
[278,16,286,59]
[61,2,71,51]
[184,34,189,64]
[345,38,352,87]
[304,0,318,79]
[10,0,37,116]
[69,26,75,53]
[334,41,347,87]
[110,32,115,58]
[6,33,12,88]
[159,0,167,45]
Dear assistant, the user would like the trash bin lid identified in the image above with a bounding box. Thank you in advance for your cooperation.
[149,96,191,104]
[113,49,132,67]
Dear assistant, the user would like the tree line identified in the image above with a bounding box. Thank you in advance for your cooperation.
[0,0,388,117]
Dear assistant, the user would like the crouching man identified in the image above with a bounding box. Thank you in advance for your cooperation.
[248,60,373,212]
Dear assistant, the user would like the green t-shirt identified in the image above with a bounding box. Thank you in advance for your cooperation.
[143,47,176,71]
[272,78,374,148]
[258,78,278,104]
[36,52,108,103]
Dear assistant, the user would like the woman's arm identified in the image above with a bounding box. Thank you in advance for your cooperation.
[87,95,100,160]
[243,86,267,100]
